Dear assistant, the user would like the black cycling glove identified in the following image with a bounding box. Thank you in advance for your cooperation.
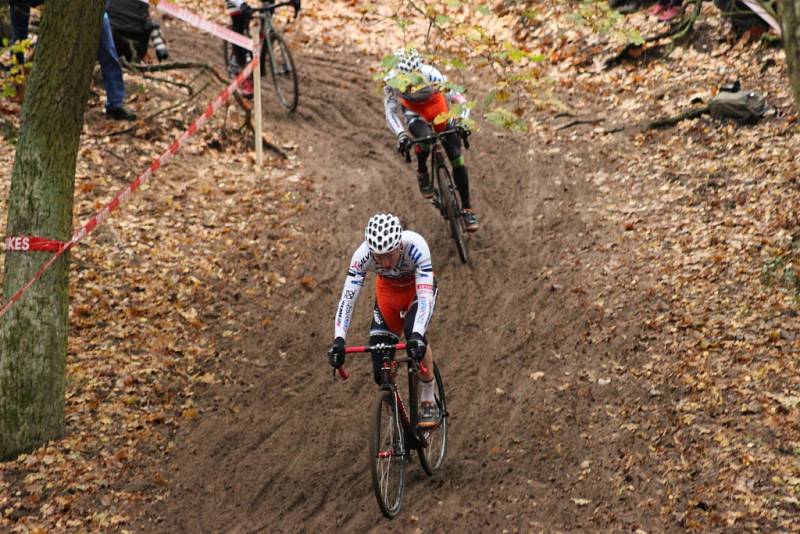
[406,333,427,362]
[328,337,345,369]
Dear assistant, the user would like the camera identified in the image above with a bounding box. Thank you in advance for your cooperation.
[149,24,169,61]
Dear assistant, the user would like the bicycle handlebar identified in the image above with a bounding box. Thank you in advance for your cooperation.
[254,0,301,19]
[400,127,470,162]
[335,342,429,380]
[345,342,407,354]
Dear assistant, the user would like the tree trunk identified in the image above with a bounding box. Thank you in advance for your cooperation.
[0,1,104,460]
[783,0,800,109]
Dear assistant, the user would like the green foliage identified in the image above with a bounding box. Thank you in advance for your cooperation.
[0,39,33,99]
[433,101,476,126]
[761,252,800,298]
[568,0,643,45]
[485,107,527,131]
[378,1,555,132]
[492,42,544,64]
[435,14,452,25]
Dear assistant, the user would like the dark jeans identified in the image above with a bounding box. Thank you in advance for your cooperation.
[99,10,125,110]
[231,12,251,68]
[9,0,43,64]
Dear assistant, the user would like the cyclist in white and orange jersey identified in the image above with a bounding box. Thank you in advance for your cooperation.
[328,213,440,427]
[384,47,479,232]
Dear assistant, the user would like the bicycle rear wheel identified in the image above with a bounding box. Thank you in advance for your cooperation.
[418,363,448,475]
[436,164,469,264]
[267,31,299,112]
[369,390,406,519]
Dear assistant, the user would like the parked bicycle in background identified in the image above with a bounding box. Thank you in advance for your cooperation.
[224,0,300,111]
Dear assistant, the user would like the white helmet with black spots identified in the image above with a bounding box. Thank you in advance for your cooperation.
[365,213,403,255]
[394,47,422,74]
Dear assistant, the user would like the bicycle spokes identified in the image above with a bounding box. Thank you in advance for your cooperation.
[371,390,405,518]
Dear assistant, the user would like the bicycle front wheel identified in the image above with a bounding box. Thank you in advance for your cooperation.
[369,389,406,519]
[436,164,469,264]
[266,31,299,112]
[418,363,448,475]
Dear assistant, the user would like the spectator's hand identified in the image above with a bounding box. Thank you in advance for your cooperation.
[328,337,346,369]
[406,333,427,362]
[396,132,411,155]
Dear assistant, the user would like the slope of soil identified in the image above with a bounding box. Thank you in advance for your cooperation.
[127,25,674,533]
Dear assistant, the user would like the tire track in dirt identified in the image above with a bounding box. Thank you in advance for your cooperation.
[129,25,676,533]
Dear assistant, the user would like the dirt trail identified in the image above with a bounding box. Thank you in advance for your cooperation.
[129,26,677,532]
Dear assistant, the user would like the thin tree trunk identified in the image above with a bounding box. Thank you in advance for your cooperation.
[0,1,104,460]
[782,0,800,109]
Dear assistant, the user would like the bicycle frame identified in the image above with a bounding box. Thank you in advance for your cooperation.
[403,128,471,263]
[337,343,429,447]
[252,2,295,58]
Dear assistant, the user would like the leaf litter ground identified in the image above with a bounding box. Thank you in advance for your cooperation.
[2,1,800,532]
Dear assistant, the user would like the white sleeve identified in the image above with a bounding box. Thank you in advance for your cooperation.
[422,64,445,84]
[406,235,435,336]
[383,85,405,137]
[333,243,372,340]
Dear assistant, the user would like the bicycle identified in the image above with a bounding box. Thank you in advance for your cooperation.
[336,342,448,519]
[223,0,300,112]
[402,128,471,264]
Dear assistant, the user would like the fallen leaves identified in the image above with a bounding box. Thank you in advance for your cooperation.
[0,13,312,527]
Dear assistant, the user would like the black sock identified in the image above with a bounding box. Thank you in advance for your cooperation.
[416,153,428,175]
[453,165,470,209]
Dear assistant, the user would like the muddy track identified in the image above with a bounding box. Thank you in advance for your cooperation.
[130,26,677,532]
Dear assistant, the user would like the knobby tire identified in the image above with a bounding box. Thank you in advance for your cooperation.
[267,31,299,112]
[436,164,469,264]
[417,363,448,475]
[369,390,405,519]
[222,30,299,113]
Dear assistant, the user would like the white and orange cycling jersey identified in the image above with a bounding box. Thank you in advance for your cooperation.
[334,230,435,340]
[384,64,470,135]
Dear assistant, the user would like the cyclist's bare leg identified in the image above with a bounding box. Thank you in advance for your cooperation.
[420,345,434,382]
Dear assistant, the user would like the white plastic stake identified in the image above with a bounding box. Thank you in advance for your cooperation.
[251,26,263,167]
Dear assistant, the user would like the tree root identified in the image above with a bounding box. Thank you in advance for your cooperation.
[605,105,710,133]
[123,60,230,86]
[556,118,603,130]
[106,82,212,137]
[604,0,705,69]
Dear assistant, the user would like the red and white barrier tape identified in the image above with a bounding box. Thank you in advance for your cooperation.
[4,236,67,252]
[147,0,254,51]
[0,53,258,319]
